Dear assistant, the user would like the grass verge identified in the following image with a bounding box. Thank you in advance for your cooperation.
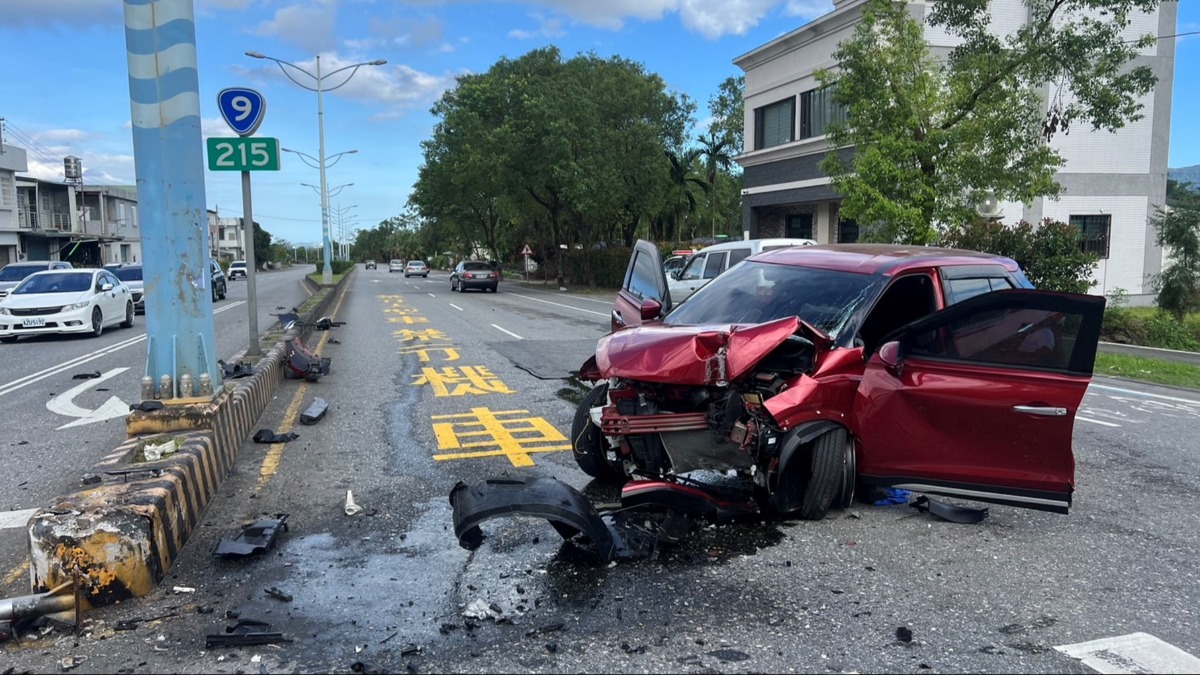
[1094,352,1200,391]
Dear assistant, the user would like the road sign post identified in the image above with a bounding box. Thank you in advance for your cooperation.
[521,244,533,282]
[213,87,276,358]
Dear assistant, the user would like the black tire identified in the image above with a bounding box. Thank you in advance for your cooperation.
[121,302,135,328]
[212,285,219,302]
[91,307,104,338]
[838,435,857,510]
[218,282,226,300]
[451,279,459,292]
[798,429,846,520]
[488,285,497,293]
[570,384,626,482]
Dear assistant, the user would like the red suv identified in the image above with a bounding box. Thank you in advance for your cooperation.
[572,241,1105,520]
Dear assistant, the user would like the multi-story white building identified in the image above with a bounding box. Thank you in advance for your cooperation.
[0,143,29,265]
[206,209,247,262]
[734,0,1176,300]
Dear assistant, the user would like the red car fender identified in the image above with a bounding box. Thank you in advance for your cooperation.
[576,354,602,382]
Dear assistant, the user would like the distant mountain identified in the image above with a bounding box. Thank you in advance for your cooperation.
[1168,165,1200,190]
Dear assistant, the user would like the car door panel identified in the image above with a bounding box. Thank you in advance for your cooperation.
[853,289,1105,513]
[612,240,671,331]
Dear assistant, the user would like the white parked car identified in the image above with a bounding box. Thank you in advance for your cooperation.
[0,269,135,343]
[668,238,817,303]
[228,260,247,280]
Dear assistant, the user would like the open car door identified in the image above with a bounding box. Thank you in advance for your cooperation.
[853,289,1106,514]
[611,239,672,332]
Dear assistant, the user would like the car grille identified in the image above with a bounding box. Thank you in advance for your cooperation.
[9,306,64,316]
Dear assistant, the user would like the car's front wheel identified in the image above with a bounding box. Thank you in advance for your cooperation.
[218,282,227,300]
[91,307,104,337]
[796,429,846,520]
[570,384,626,482]
[121,302,134,328]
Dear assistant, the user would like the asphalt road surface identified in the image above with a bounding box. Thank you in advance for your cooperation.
[2,267,1198,674]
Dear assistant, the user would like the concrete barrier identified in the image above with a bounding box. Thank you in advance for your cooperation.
[25,271,352,601]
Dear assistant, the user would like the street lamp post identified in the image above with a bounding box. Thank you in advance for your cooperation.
[246,51,386,284]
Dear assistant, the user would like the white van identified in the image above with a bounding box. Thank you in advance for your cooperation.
[667,238,816,303]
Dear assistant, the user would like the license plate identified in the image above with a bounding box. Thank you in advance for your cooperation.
[22,317,46,328]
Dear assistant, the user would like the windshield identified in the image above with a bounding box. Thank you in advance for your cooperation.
[0,265,45,282]
[463,262,491,271]
[113,267,143,282]
[663,260,881,339]
[14,272,93,295]
[409,261,427,267]
[231,262,245,268]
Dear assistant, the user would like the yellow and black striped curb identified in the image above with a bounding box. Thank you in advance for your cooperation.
[25,272,351,603]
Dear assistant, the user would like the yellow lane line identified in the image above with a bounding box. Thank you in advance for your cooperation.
[255,287,349,489]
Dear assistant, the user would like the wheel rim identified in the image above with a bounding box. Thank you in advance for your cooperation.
[92,309,102,334]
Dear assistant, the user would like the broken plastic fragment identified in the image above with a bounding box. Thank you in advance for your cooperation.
[213,514,290,558]
[143,440,177,461]
[909,496,988,524]
[344,490,364,516]
[253,429,298,443]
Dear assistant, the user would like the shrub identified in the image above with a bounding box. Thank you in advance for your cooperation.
[941,218,1098,293]
[1150,205,1200,321]
[561,247,632,288]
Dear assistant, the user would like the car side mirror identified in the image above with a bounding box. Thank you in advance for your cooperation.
[878,340,903,377]
[639,298,663,321]
[100,283,114,292]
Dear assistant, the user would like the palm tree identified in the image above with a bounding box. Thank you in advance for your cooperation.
[697,132,734,240]
[665,148,706,242]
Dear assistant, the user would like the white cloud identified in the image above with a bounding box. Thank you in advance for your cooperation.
[677,0,781,39]
[0,0,122,28]
[201,117,231,140]
[498,0,829,38]
[238,53,455,112]
[509,14,566,40]
[254,2,340,54]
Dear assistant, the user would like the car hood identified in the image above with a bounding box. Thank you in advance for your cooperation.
[1,290,92,308]
[0,281,23,293]
[595,317,831,385]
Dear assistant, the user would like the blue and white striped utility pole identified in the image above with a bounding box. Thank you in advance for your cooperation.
[124,0,220,400]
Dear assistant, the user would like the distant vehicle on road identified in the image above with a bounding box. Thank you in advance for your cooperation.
[209,259,227,302]
[109,263,145,314]
[0,260,73,298]
[389,259,404,273]
[365,260,377,270]
[450,260,498,293]
[228,260,247,280]
[405,260,429,278]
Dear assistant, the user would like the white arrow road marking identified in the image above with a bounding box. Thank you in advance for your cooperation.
[1056,632,1200,674]
[46,367,131,429]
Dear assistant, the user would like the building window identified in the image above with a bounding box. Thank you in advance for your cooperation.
[0,175,13,208]
[754,97,795,150]
[838,217,859,243]
[1070,214,1110,258]
[786,213,814,239]
[800,85,848,140]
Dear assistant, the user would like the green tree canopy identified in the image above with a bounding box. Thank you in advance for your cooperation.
[821,0,1166,244]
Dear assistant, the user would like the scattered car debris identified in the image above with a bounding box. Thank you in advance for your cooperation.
[400,644,422,657]
[314,317,345,330]
[874,488,911,506]
[350,662,390,674]
[143,440,177,461]
[58,655,87,671]
[205,619,289,648]
[328,338,341,344]
[81,474,101,486]
[219,359,255,380]
[283,336,331,382]
[299,398,328,425]
[462,599,502,621]
[253,429,299,444]
[213,514,289,558]
[909,496,989,524]
[171,586,195,594]
[128,400,165,412]
[525,623,565,637]
[450,477,758,563]
[0,582,78,628]
[71,371,100,380]
[264,587,293,602]
[344,490,364,516]
[896,626,914,643]
[113,613,178,631]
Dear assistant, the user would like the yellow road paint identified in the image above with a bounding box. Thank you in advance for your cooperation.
[414,366,513,397]
[398,346,460,362]
[432,407,569,466]
[256,290,349,489]
[393,328,447,342]
[3,560,29,586]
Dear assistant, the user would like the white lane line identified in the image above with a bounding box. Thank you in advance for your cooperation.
[1056,632,1200,674]
[428,293,436,298]
[0,300,247,400]
[1077,416,1121,428]
[491,324,524,339]
[0,508,39,530]
[1090,383,1200,405]
[449,304,464,312]
[504,292,610,318]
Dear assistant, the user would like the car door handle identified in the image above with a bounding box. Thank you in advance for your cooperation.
[612,310,625,327]
[1013,405,1067,417]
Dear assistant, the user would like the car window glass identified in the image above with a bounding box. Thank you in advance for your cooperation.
[665,261,879,338]
[679,254,706,281]
[464,262,492,271]
[908,304,1083,370]
[0,265,43,281]
[17,272,90,294]
[703,252,727,279]
[728,248,753,267]
[113,267,143,282]
[627,249,660,301]
[944,277,1016,305]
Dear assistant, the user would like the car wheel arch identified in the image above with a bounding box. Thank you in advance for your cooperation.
[771,421,852,517]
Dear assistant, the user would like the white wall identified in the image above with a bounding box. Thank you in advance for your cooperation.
[1040,195,1150,294]
[1051,90,1155,174]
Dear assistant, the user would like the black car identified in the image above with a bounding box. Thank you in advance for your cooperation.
[450,261,499,293]
[210,259,227,301]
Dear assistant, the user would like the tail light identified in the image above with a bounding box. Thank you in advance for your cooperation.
[465,273,474,279]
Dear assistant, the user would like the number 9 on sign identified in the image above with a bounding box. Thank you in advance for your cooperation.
[217,87,267,136]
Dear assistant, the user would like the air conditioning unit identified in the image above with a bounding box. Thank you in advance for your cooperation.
[976,190,1004,220]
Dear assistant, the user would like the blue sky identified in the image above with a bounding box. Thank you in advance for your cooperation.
[1,0,1197,247]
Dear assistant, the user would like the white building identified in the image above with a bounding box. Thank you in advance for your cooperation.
[734,0,1177,300]
[0,143,29,265]
[206,209,246,261]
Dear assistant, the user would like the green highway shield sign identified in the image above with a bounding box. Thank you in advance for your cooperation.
[207,137,281,171]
